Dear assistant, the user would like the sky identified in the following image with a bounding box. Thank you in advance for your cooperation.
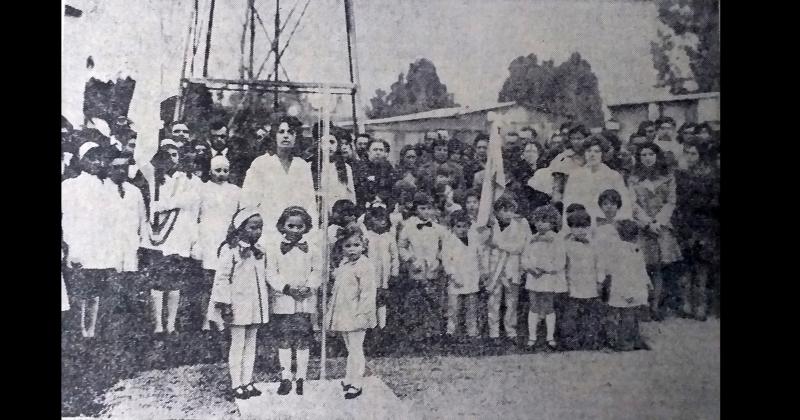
[63,0,671,151]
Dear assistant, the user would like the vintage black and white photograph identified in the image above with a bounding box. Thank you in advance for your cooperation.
[61,0,720,418]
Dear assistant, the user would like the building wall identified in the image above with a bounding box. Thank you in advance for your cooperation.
[364,106,556,163]
[609,104,649,143]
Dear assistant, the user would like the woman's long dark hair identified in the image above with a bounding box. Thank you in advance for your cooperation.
[632,143,669,180]
[310,123,349,185]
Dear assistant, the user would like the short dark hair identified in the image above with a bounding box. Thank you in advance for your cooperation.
[616,219,639,243]
[432,138,448,150]
[493,194,518,213]
[449,209,472,228]
[532,204,561,225]
[598,189,622,209]
[436,163,457,178]
[567,124,590,138]
[473,133,490,146]
[332,199,358,219]
[519,126,538,138]
[400,144,418,159]
[367,138,390,153]
[682,136,711,163]
[357,132,372,141]
[582,134,611,153]
[566,210,592,228]
[638,121,656,132]
[565,203,586,214]
[655,116,675,127]
[447,139,463,155]
[413,191,434,210]
[465,187,481,201]
[276,206,313,235]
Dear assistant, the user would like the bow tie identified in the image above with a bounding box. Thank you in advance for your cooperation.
[416,221,433,230]
[458,236,469,247]
[215,150,225,156]
[281,241,309,255]
[498,222,510,232]
[240,242,264,260]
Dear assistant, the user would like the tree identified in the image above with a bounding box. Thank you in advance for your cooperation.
[366,58,458,119]
[498,52,605,126]
[650,0,720,94]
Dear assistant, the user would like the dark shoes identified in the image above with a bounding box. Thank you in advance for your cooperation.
[244,383,262,397]
[296,379,304,395]
[277,379,293,395]
[342,381,356,392]
[226,386,249,401]
[344,386,363,400]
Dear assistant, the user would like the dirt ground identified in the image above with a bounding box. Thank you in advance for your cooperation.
[96,317,719,419]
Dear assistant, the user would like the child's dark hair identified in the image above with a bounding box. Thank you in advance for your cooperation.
[432,138,448,150]
[364,205,391,233]
[465,187,481,202]
[331,199,358,225]
[333,224,368,265]
[413,192,434,212]
[449,209,472,228]
[598,189,622,209]
[566,210,592,228]
[532,204,561,226]
[276,206,313,234]
[616,219,639,243]
[493,194,518,213]
[436,163,456,179]
[565,203,586,215]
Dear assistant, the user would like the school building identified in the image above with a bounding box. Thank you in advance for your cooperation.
[606,92,720,142]
[340,102,558,164]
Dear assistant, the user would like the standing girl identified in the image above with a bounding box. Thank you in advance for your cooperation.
[266,206,321,396]
[326,225,377,400]
[628,143,682,321]
[362,204,399,333]
[521,205,567,350]
[211,207,270,400]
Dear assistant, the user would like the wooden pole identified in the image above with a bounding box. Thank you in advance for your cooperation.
[343,0,364,136]
[176,3,196,122]
[249,0,256,80]
[319,89,332,380]
[202,0,216,78]
[273,0,280,109]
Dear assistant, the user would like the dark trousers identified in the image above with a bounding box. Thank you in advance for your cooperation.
[98,272,151,376]
[606,307,643,351]
[560,297,604,350]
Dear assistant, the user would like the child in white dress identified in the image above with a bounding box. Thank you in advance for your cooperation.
[210,207,270,401]
[326,225,377,400]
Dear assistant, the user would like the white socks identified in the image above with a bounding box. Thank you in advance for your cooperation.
[528,312,539,342]
[166,290,180,333]
[150,290,164,333]
[378,306,387,329]
[545,313,556,342]
[296,348,309,380]
[278,348,293,380]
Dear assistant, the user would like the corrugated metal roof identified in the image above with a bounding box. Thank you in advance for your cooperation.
[606,92,719,107]
[339,102,518,126]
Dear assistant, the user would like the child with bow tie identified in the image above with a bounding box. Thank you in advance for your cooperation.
[266,206,322,396]
[210,207,270,401]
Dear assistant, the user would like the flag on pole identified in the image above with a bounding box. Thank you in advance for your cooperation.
[476,111,507,227]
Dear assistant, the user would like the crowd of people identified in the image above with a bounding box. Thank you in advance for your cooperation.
[61,112,720,402]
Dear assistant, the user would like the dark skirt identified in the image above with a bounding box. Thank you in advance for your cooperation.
[150,254,197,292]
[70,268,115,299]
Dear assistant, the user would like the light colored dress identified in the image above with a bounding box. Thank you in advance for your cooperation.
[521,231,568,293]
[442,230,483,295]
[210,243,270,325]
[198,181,241,269]
[601,241,651,308]
[326,256,377,332]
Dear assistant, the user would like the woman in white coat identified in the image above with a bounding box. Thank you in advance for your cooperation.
[240,116,319,246]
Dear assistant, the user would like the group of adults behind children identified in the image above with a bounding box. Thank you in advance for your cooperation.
[61,111,719,399]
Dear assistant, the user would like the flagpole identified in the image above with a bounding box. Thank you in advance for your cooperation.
[319,88,332,380]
